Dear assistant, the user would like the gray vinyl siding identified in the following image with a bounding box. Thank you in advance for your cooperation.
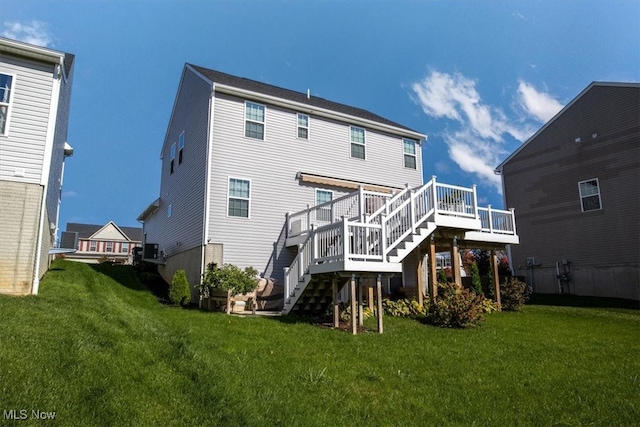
[0,54,55,184]
[207,91,423,283]
[143,67,210,260]
[502,84,639,299]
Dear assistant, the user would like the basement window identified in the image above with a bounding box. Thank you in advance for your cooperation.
[578,178,602,212]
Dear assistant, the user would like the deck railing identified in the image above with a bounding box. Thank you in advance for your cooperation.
[477,206,517,234]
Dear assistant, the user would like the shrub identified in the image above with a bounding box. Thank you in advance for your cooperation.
[338,303,374,323]
[470,262,483,295]
[426,282,485,328]
[438,269,448,284]
[382,298,427,317]
[202,264,259,296]
[500,278,531,311]
[169,269,191,306]
[480,298,501,313]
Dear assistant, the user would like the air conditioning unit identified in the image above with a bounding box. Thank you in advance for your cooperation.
[144,243,159,259]
[60,231,78,250]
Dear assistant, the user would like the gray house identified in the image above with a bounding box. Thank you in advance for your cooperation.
[0,37,75,295]
[139,64,518,312]
[496,82,639,301]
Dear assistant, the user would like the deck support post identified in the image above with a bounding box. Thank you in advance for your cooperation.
[428,236,437,302]
[491,249,501,306]
[376,274,384,334]
[358,278,364,327]
[350,274,357,335]
[226,289,232,315]
[367,281,374,311]
[451,236,462,287]
[416,249,424,307]
[332,277,339,328]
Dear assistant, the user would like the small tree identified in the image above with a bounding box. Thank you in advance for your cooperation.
[202,264,259,295]
[500,278,531,311]
[470,262,483,296]
[169,269,191,306]
[437,268,448,284]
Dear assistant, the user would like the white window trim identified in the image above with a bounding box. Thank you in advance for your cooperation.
[297,113,310,140]
[402,138,418,169]
[170,143,176,174]
[315,189,333,205]
[350,126,366,160]
[227,176,251,219]
[121,242,129,253]
[0,72,16,136]
[578,178,603,212]
[89,240,96,252]
[178,131,185,165]
[315,189,334,222]
[244,101,266,140]
[106,241,113,253]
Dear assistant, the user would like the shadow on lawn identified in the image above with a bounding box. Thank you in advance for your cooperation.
[529,293,639,310]
[89,263,148,292]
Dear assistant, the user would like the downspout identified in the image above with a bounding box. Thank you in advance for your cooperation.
[200,82,216,308]
[495,166,516,276]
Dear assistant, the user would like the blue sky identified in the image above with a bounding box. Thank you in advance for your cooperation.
[3,1,639,231]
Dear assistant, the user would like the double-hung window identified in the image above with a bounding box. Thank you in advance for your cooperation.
[245,102,265,140]
[350,126,365,159]
[297,114,309,139]
[121,242,129,253]
[316,189,333,222]
[228,178,251,218]
[178,131,185,164]
[89,241,96,252]
[0,73,14,135]
[170,143,176,174]
[578,179,602,212]
[106,241,113,253]
[403,138,417,169]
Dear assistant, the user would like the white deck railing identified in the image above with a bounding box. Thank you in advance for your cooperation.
[283,176,518,305]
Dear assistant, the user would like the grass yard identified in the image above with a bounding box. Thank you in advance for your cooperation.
[1,260,638,426]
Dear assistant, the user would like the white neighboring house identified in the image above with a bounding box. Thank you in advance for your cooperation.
[138,64,518,313]
[0,37,75,295]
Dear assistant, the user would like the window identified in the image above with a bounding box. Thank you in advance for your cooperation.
[121,242,129,253]
[579,179,602,212]
[170,143,176,174]
[350,126,365,159]
[0,73,14,135]
[297,114,309,139]
[106,241,113,253]
[89,241,96,252]
[178,131,185,165]
[245,102,265,139]
[228,178,250,218]
[403,138,417,169]
[316,189,333,222]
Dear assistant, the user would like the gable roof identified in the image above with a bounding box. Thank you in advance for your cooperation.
[496,81,640,172]
[188,64,425,138]
[66,222,142,242]
[0,37,74,80]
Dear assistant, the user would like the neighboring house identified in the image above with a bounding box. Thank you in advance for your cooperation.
[496,82,639,301]
[60,222,142,264]
[139,64,518,312]
[0,37,75,295]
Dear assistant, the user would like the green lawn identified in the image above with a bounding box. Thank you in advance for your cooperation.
[1,260,638,426]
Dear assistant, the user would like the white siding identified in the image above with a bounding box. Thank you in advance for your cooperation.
[0,55,55,184]
[143,67,210,261]
[207,92,423,283]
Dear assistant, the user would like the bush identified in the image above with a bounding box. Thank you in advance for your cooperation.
[470,262,483,295]
[480,298,501,313]
[426,282,485,328]
[500,278,531,311]
[382,298,427,317]
[338,303,374,323]
[202,264,259,296]
[169,269,191,305]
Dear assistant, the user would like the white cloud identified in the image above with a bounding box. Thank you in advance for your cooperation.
[517,80,563,123]
[2,21,53,47]
[411,70,563,194]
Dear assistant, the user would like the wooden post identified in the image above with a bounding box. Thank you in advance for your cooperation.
[451,237,462,287]
[367,280,374,311]
[416,249,424,307]
[350,274,357,335]
[491,249,501,306]
[226,289,232,314]
[332,277,339,328]
[358,278,364,327]
[376,274,384,334]
[428,236,437,302]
